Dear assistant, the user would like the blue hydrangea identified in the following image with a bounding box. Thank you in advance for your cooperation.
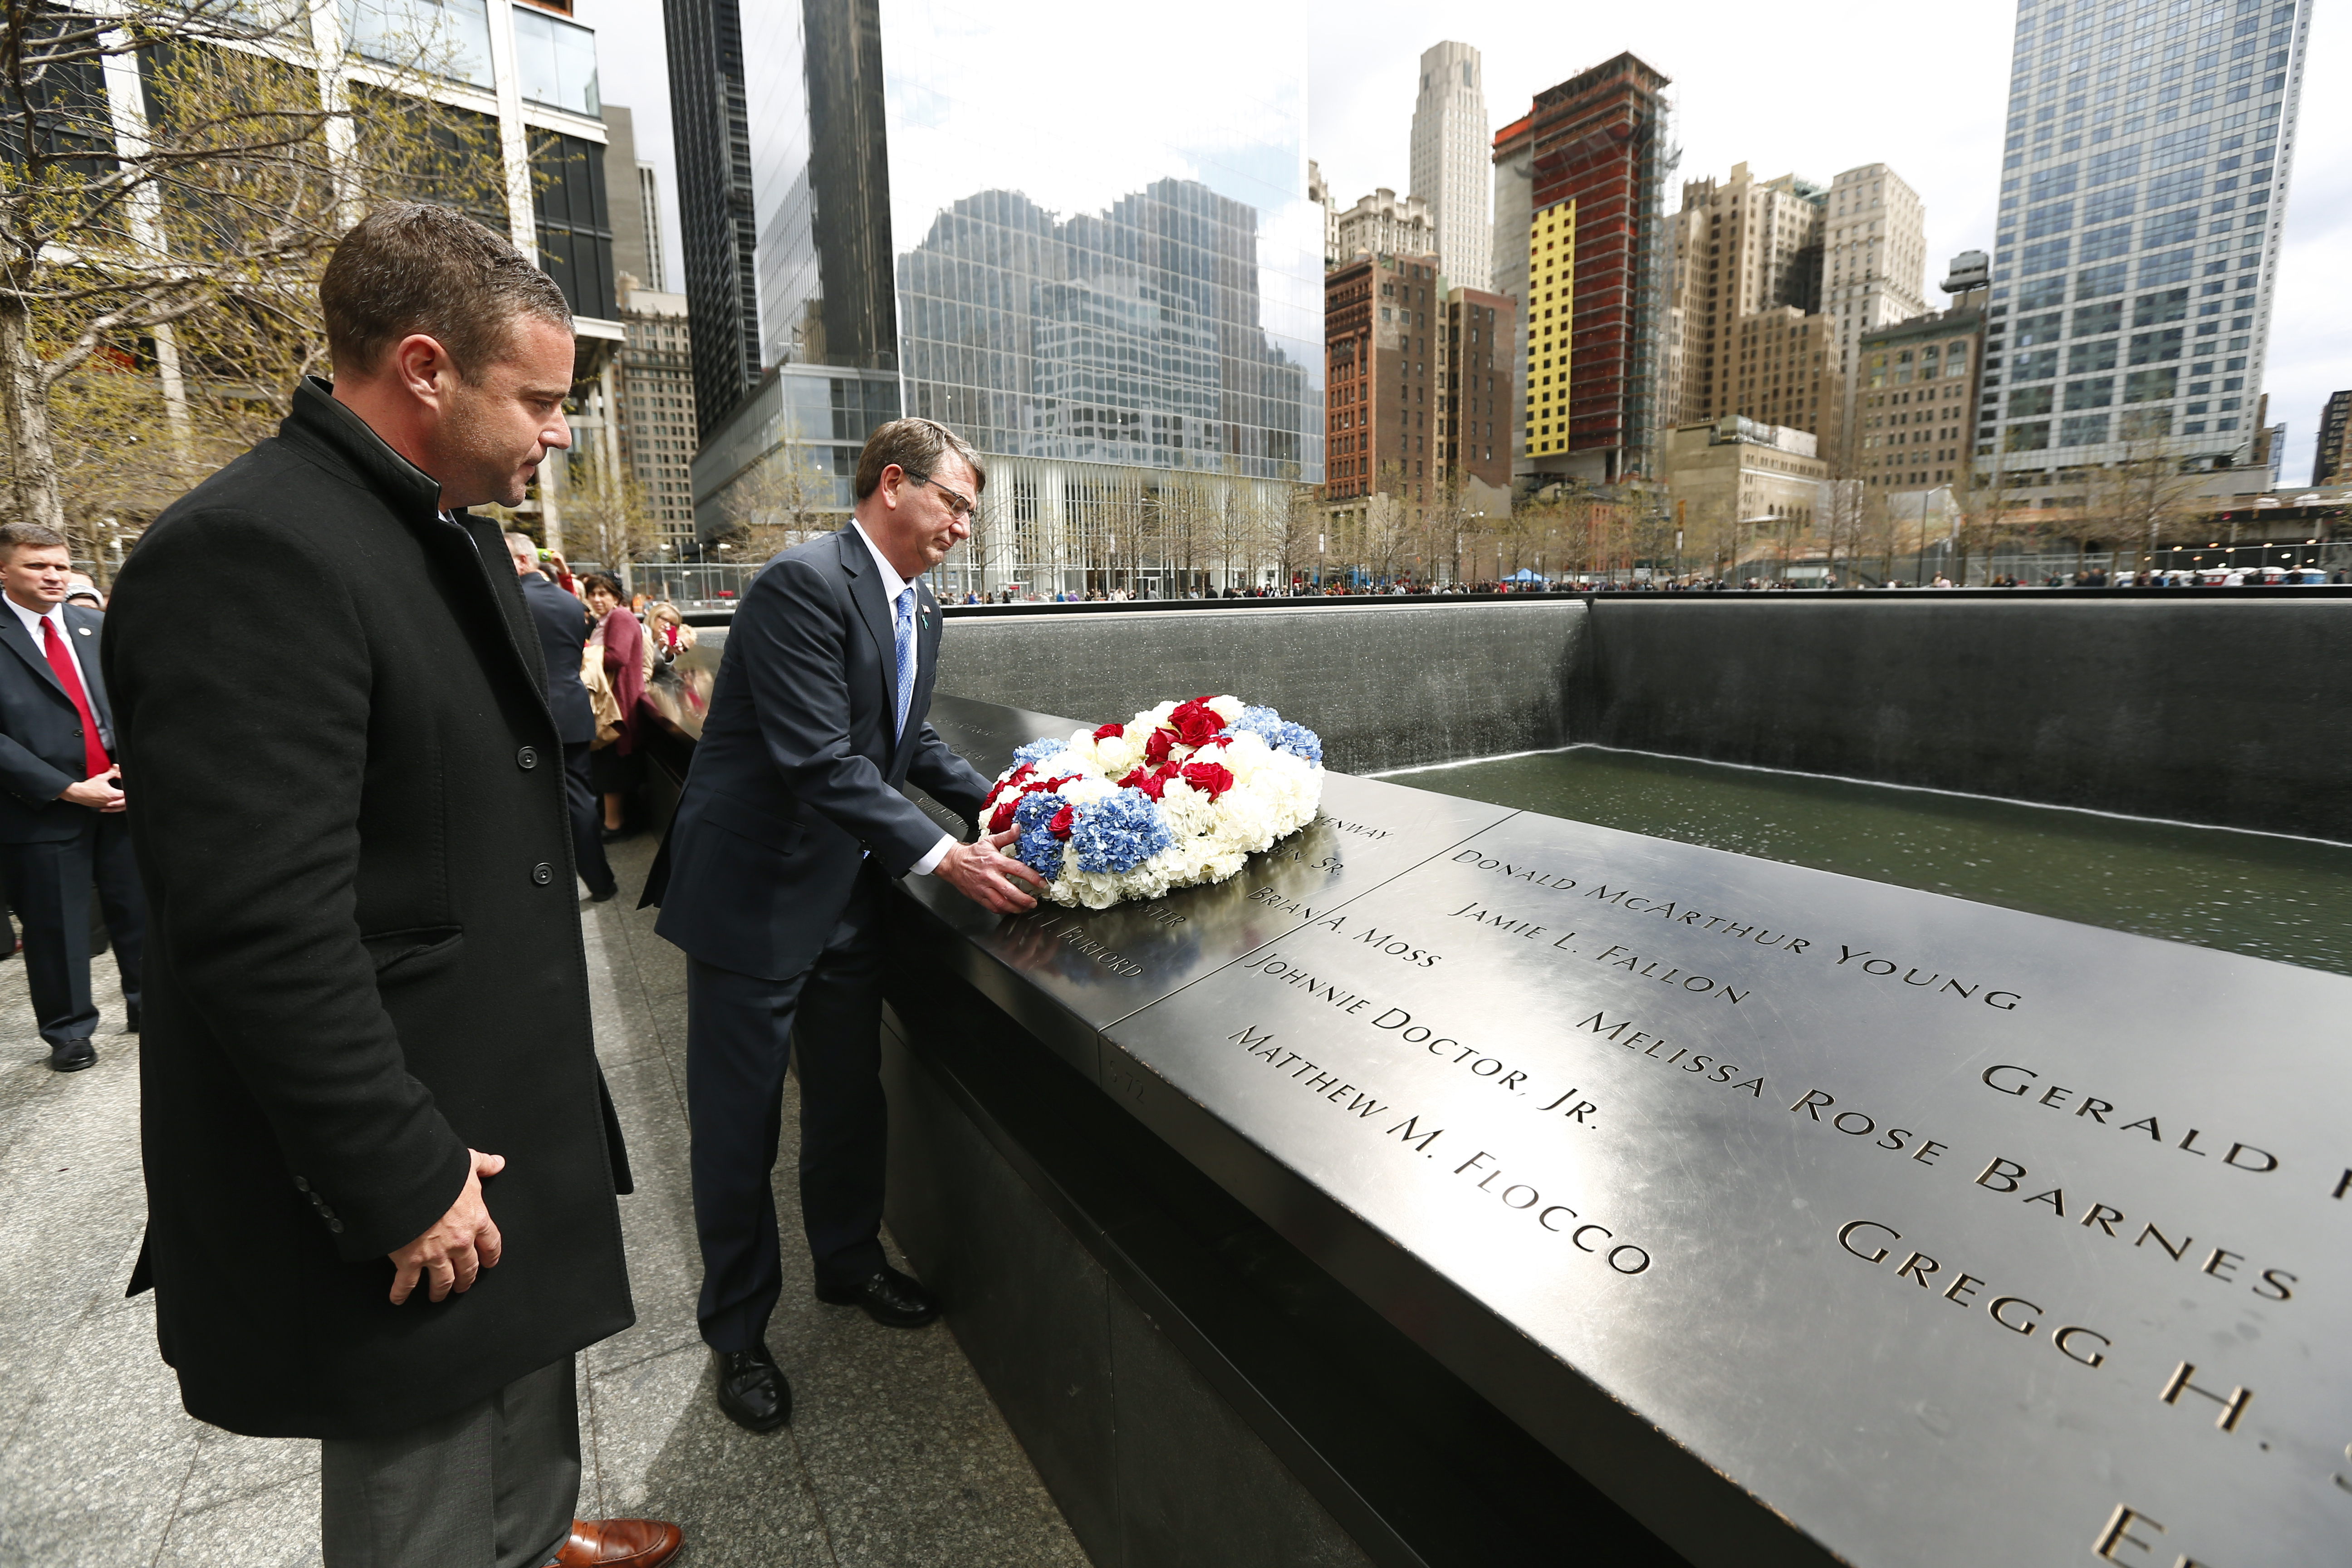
[1069,790,1175,875]
[1010,790,1069,878]
[1223,705,1322,766]
[1013,736,1072,768]
[1271,720,1322,766]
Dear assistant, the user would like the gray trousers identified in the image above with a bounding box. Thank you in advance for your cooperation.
[320,1356,579,1568]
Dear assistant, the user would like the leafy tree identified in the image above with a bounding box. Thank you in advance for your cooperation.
[0,1,509,564]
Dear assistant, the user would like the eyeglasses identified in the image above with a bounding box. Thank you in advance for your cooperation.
[907,471,977,520]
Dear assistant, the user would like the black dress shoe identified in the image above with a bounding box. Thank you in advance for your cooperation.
[48,1039,96,1073]
[123,1008,141,1034]
[587,886,618,903]
[815,1264,940,1328]
[712,1343,791,1432]
[599,824,632,843]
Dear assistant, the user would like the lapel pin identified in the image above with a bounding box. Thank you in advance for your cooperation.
[76,627,92,636]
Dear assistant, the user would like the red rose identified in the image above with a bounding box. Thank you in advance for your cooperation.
[1121,765,1171,801]
[1180,761,1235,799]
[1144,728,1174,764]
[1168,698,1222,747]
[1049,803,1076,838]
[989,799,1019,833]
[1093,722,1125,741]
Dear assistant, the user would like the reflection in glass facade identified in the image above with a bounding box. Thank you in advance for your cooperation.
[895,181,1307,476]
[694,0,1319,593]
[511,6,600,119]
[341,0,493,88]
[1982,0,2307,486]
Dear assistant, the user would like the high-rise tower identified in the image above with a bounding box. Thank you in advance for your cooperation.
[664,0,762,438]
[1410,41,1492,293]
[1980,0,2310,498]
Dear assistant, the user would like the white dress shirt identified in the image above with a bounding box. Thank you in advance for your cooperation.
[8,595,111,752]
[849,522,954,877]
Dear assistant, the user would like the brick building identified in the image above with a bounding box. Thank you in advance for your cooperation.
[1855,304,1984,493]
[1439,284,1515,510]
[1323,252,1446,503]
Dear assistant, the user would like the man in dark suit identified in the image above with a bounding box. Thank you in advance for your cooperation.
[105,204,677,1568]
[507,530,616,902]
[644,417,1045,1433]
[0,521,143,1072]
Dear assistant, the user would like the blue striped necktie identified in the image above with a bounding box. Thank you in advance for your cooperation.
[893,584,916,740]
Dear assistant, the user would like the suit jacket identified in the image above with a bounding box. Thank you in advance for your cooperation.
[0,601,115,843]
[519,571,595,746]
[645,524,990,981]
[102,377,633,1440]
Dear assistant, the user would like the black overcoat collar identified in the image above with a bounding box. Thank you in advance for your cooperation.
[280,377,556,722]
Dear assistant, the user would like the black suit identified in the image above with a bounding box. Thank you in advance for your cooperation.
[644,524,987,1350]
[0,600,144,1047]
[103,378,632,1440]
[518,570,614,899]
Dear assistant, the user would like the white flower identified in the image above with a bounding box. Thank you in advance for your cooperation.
[1094,733,1142,774]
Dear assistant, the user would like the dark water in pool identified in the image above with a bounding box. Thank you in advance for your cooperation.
[1379,748,2352,977]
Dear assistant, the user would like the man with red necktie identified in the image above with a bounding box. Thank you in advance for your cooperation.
[0,521,143,1072]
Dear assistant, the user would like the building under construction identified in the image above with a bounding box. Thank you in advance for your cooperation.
[1494,54,1676,487]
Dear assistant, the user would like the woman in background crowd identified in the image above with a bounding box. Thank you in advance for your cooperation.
[582,573,646,840]
[644,600,694,664]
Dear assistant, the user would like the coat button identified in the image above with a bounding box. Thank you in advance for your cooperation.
[328,1219,344,1235]
[294,1176,309,1191]
[517,746,538,769]
[532,862,554,885]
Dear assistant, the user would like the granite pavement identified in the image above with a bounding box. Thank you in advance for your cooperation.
[0,836,1086,1568]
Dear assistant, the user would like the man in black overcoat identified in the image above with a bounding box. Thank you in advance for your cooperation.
[506,530,616,902]
[104,204,679,1568]
[642,418,1045,1432]
[0,522,143,1071]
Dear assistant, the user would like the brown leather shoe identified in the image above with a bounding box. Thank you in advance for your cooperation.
[554,1518,682,1567]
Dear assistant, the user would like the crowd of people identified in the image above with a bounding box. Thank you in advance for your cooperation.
[952,565,2344,603]
[519,549,698,840]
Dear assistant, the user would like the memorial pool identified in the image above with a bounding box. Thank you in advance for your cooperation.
[1382,745,2352,976]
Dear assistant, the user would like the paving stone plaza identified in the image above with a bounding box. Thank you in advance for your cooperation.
[0,841,1083,1568]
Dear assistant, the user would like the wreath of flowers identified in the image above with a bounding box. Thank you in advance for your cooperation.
[978,696,1324,909]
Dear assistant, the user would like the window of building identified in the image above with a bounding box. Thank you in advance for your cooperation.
[2063,376,2114,409]
[343,0,494,87]
[531,132,614,319]
[512,4,600,117]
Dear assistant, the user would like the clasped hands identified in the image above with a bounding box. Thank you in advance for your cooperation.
[59,765,125,813]
[936,825,1049,913]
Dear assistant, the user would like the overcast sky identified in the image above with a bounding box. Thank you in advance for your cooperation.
[583,0,2347,485]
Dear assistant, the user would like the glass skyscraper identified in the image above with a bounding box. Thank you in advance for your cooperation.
[1981,0,2309,494]
[682,0,1319,593]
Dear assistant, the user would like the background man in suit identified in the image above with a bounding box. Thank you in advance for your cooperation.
[645,417,1045,1433]
[508,531,617,902]
[0,522,142,1072]
[105,204,678,1568]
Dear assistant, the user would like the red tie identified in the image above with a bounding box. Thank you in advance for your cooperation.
[42,616,110,782]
